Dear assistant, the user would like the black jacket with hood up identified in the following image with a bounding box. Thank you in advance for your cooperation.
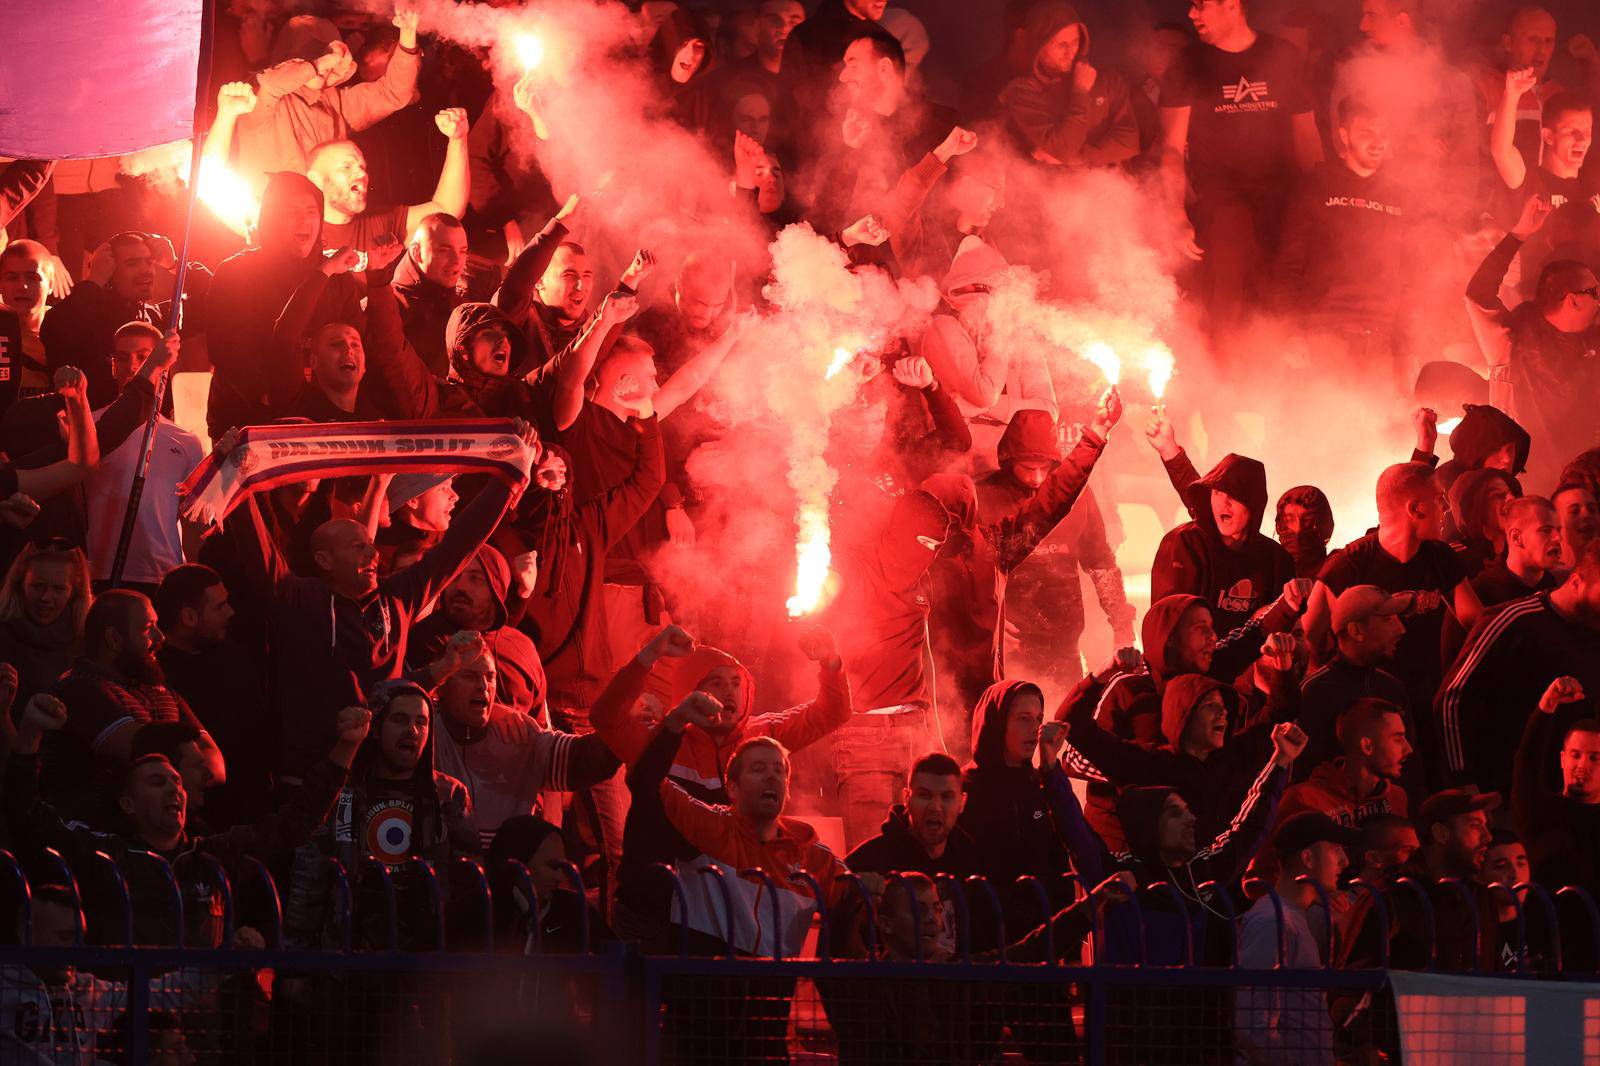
[957,680,1076,935]
[1153,450,1296,635]
[1062,668,1291,848]
[202,172,364,439]
[999,1,1140,169]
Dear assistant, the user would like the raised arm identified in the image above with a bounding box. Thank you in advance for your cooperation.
[593,625,696,765]
[653,308,750,420]
[1190,723,1301,884]
[492,199,575,323]
[202,83,259,237]
[987,388,1118,572]
[1512,678,1585,834]
[340,10,422,131]
[767,627,853,752]
[1491,68,1537,190]
[405,109,471,233]
[12,368,100,501]
[1142,407,1203,515]
[544,268,648,431]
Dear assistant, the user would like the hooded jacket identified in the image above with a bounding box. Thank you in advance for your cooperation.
[1153,451,1296,635]
[393,248,465,379]
[1439,403,1530,491]
[237,16,420,178]
[493,424,665,712]
[919,237,1059,427]
[999,2,1139,168]
[202,172,363,438]
[1062,669,1290,849]
[406,544,546,715]
[1048,748,1286,966]
[285,686,476,948]
[1276,485,1335,580]
[924,427,1110,702]
[958,680,1076,932]
[596,645,850,935]
[1447,467,1515,578]
[976,414,1133,646]
[440,301,538,418]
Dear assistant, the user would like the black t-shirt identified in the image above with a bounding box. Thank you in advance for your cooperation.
[1503,166,1600,300]
[1318,533,1466,711]
[321,205,411,256]
[1160,33,1313,197]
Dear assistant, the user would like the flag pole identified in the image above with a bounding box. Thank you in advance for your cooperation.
[109,0,214,589]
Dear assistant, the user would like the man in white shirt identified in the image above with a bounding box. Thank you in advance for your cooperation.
[84,323,203,593]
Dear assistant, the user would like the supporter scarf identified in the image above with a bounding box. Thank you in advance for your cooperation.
[179,419,535,526]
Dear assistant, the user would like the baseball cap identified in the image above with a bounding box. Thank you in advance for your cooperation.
[1416,789,1501,836]
[1272,812,1364,859]
[1331,585,1414,633]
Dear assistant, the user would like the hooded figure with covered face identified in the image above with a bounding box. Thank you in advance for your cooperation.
[237,14,421,179]
[203,172,365,439]
[977,408,1137,689]
[999,1,1140,168]
[1276,485,1336,580]
[924,386,1122,716]
[917,235,1058,473]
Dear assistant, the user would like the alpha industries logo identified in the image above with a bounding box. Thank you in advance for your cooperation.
[1217,77,1278,113]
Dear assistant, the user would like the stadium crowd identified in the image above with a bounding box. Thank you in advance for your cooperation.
[1,0,1599,1061]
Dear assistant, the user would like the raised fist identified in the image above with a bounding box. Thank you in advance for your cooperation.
[891,356,935,390]
[1272,722,1309,767]
[53,366,88,401]
[336,706,373,743]
[1539,676,1587,714]
[797,626,839,666]
[21,694,68,734]
[435,107,469,140]
[647,624,695,662]
[216,81,258,119]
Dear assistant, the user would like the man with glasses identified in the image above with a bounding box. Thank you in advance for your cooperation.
[1466,189,1600,492]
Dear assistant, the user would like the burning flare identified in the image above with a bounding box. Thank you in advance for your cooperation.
[515,33,545,71]
[1083,341,1121,384]
[786,504,832,618]
[1141,344,1175,400]
[823,346,854,381]
[196,157,260,236]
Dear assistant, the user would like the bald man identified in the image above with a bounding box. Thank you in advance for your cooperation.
[393,213,469,377]
[306,107,470,255]
[223,421,537,782]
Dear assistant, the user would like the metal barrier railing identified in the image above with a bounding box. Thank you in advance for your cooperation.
[3,849,1599,1062]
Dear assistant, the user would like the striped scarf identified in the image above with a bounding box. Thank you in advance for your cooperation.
[179,419,535,526]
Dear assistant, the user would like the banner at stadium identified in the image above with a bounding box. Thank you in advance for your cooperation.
[179,419,537,526]
[0,0,203,158]
[1390,970,1600,1065]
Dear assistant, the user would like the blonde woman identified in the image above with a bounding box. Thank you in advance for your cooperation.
[0,539,92,706]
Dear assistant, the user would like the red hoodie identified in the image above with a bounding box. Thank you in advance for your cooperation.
[1245,757,1408,887]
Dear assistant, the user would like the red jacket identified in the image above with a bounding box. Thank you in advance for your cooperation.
[1246,758,1408,887]
[660,781,847,957]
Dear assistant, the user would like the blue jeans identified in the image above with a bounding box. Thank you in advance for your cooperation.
[830,712,932,851]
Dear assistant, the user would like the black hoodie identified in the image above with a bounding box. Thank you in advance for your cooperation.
[1153,450,1296,634]
[202,172,364,439]
[999,1,1139,168]
[1437,403,1529,496]
[957,680,1075,934]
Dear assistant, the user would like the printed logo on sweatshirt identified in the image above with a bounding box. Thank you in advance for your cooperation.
[364,799,417,864]
[1323,196,1403,216]
[1218,77,1276,112]
[1217,578,1258,615]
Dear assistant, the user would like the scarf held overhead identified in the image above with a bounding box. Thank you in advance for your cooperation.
[179,419,536,526]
